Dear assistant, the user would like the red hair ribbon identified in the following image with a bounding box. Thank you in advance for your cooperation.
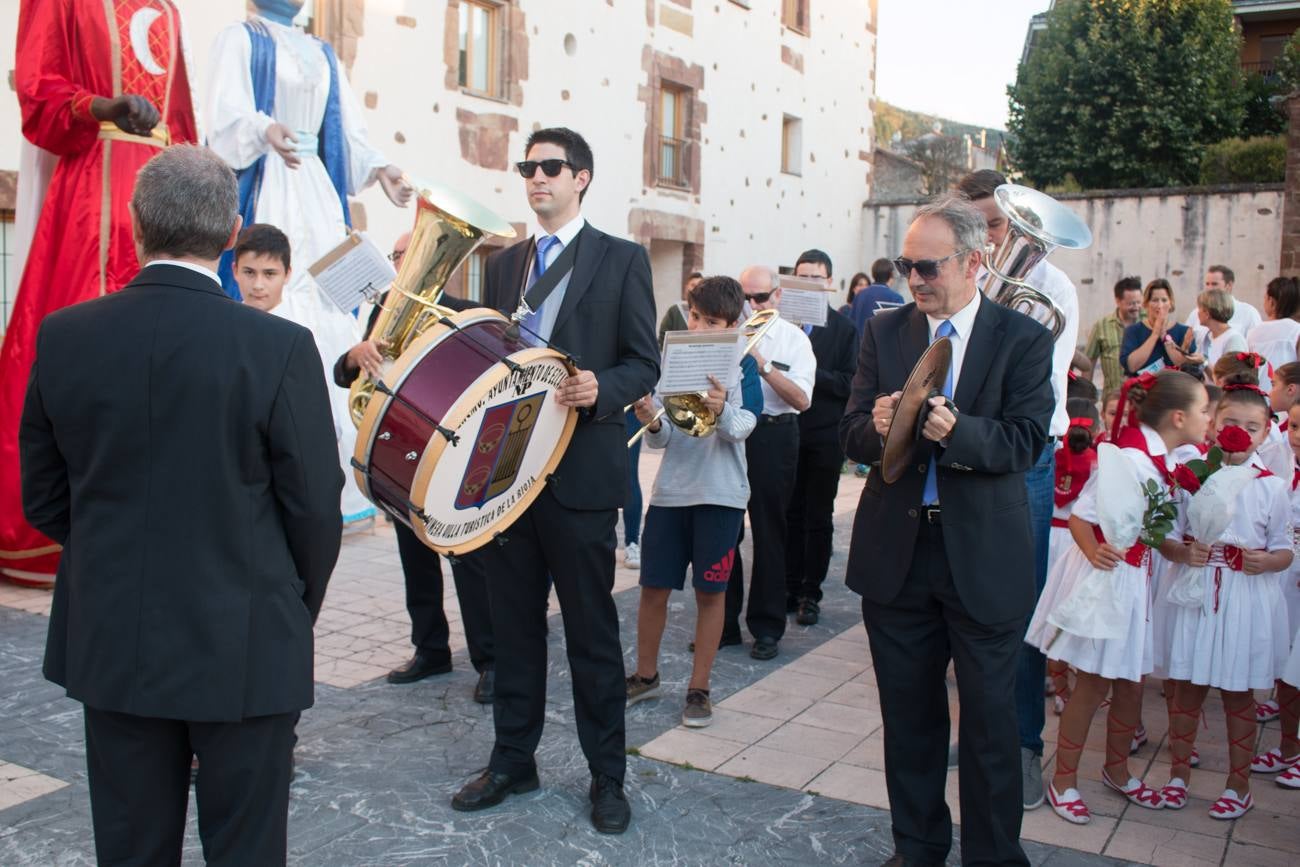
[1068,417,1094,429]
[1111,372,1158,442]
[1234,352,1265,368]
[1222,382,1265,396]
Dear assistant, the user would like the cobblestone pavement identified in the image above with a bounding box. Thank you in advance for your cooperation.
[2,454,1287,865]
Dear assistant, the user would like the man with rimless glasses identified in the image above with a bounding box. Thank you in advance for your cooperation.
[448,128,659,835]
[840,196,1053,866]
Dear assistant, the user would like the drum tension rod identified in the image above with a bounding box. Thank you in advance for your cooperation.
[492,530,510,547]
[373,380,461,446]
[350,457,369,475]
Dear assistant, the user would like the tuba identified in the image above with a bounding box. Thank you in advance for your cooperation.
[627,308,781,446]
[348,181,516,426]
[982,184,1092,339]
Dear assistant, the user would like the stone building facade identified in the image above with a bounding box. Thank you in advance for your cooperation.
[1,0,880,327]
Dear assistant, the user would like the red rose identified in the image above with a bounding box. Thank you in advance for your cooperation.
[1172,464,1202,493]
[1217,425,1252,453]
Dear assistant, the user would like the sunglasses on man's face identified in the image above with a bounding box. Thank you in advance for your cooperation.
[892,249,970,282]
[745,291,774,304]
[516,159,576,179]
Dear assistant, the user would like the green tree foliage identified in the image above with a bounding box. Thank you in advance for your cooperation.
[1199,135,1285,183]
[1278,30,1300,91]
[1008,0,1244,189]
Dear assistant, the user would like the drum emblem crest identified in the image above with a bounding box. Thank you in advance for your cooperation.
[455,391,545,509]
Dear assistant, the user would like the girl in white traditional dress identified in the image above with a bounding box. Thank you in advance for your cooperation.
[1249,400,1300,786]
[1030,370,1209,824]
[1159,374,1294,819]
[1043,399,1102,714]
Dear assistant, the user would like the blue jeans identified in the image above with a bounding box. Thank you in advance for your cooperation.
[623,410,643,546]
[1017,443,1055,755]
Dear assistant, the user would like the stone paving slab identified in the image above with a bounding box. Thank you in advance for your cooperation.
[0,456,1140,865]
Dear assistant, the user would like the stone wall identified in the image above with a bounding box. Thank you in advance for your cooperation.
[862,184,1286,340]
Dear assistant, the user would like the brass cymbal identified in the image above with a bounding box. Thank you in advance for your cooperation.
[880,337,952,485]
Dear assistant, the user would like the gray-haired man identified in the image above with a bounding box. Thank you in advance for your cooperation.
[20,144,342,865]
[840,196,1053,866]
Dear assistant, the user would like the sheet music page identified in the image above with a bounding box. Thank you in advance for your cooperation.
[657,329,745,394]
[777,275,832,326]
[308,232,397,314]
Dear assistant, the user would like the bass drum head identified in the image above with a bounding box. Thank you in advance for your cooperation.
[408,347,577,555]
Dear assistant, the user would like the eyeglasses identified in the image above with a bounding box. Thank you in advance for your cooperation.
[516,159,577,179]
[892,250,971,281]
[744,291,774,304]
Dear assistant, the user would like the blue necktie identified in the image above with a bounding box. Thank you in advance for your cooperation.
[921,319,956,506]
[522,235,560,338]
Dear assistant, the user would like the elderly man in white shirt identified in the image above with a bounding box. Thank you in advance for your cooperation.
[959,169,1080,814]
[720,265,815,662]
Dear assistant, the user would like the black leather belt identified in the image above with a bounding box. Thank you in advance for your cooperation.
[759,413,796,425]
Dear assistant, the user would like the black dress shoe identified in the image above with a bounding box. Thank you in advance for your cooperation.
[473,668,495,704]
[589,773,630,834]
[450,769,540,812]
[750,636,779,660]
[880,855,941,867]
[796,599,820,626]
[386,652,452,684]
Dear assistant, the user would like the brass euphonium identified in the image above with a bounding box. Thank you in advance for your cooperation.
[348,181,516,426]
[983,184,1092,339]
[627,308,781,446]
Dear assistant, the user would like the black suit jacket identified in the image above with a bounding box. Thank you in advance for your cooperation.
[798,307,858,446]
[839,298,1053,624]
[20,264,343,722]
[476,223,659,511]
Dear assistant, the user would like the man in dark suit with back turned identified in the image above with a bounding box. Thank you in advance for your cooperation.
[840,196,1053,866]
[20,144,343,865]
[449,127,659,834]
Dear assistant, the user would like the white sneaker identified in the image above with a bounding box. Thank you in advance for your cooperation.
[624,542,641,569]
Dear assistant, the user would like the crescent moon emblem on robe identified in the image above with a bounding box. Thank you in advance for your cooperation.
[129,7,166,76]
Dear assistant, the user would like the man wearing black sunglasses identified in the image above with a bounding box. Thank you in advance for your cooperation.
[449,128,659,836]
[840,196,1053,866]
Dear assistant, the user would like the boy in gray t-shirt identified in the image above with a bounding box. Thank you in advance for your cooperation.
[625,277,763,727]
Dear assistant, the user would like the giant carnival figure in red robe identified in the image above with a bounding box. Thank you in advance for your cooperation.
[0,0,198,585]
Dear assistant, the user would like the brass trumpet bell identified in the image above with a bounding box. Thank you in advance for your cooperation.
[348,180,516,426]
[627,308,782,446]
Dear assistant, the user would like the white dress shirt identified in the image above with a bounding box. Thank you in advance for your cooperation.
[753,316,816,414]
[528,213,586,341]
[926,289,982,393]
[148,259,224,288]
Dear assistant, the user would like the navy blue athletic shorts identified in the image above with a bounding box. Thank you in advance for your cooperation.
[639,504,745,593]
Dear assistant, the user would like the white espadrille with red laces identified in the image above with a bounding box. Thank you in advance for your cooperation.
[1256,700,1281,723]
[1277,766,1300,789]
[1208,789,1253,819]
[1047,783,1090,825]
[1251,747,1300,774]
[1101,770,1165,809]
[1159,777,1188,810]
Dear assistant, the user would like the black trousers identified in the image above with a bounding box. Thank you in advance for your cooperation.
[475,490,626,782]
[83,705,297,867]
[393,522,494,671]
[725,416,799,642]
[784,436,844,604]
[862,520,1028,867]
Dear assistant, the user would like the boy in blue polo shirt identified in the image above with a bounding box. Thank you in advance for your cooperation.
[626,276,763,727]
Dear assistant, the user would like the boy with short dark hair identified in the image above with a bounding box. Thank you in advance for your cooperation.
[233,224,292,313]
[627,276,763,727]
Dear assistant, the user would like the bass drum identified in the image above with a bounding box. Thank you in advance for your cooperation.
[353,309,577,555]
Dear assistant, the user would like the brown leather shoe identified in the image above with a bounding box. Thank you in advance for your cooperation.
[450,768,539,811]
